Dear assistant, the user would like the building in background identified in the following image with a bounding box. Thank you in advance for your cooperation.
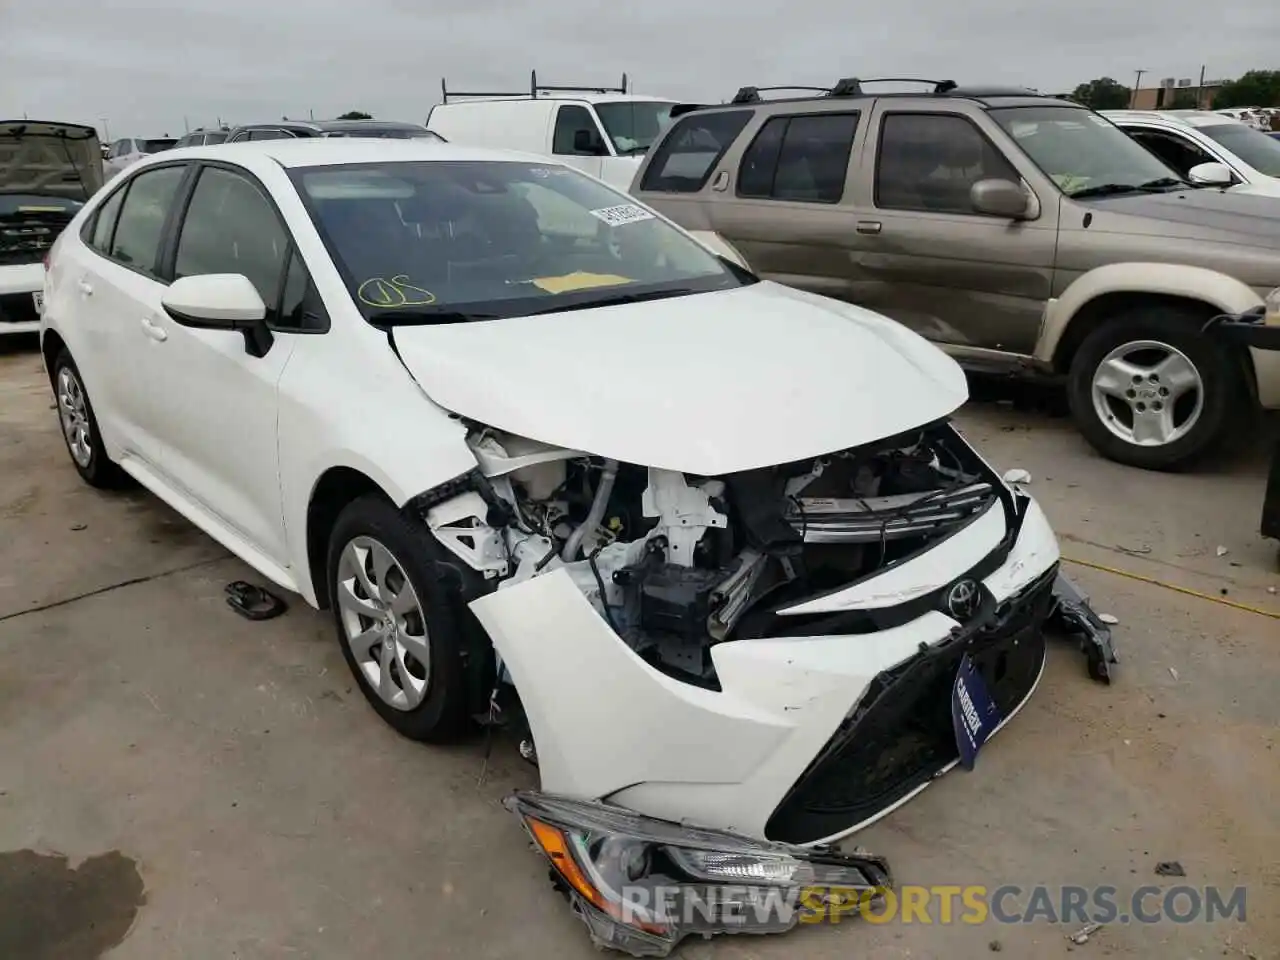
[1130,76,1229,110]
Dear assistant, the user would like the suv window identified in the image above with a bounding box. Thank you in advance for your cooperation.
[1125,128,1217,179]
[876,113,1021,214]
[640,110,753,193]
[737,112,859,202]
[175,167,288,316]
[108,165,186,273]
[249,129,294,141]
[552,105,606,156]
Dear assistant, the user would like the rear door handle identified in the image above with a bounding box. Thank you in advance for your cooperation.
[855,221,882,235]
[77,278,94,296]
[140,316,168,342]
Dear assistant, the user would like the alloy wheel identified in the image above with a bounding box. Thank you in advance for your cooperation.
[334,535,431,711]
[1090,340,1205,448]
[56,366,93,468]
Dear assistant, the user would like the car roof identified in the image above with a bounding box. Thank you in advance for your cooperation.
[1103,109,1243,129]
[149,137,551,169]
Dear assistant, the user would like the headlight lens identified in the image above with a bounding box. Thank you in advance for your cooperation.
[1265,286,1280,326]
[505,791,891,957]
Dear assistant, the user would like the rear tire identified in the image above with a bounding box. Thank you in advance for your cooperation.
[51,349,131,489]
[326,495,469,742]
[1066,306,1249,471]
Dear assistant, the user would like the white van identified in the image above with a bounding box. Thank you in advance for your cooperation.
[426,73,678,192]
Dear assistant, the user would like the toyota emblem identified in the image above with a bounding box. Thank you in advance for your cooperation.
[944,579,980,621]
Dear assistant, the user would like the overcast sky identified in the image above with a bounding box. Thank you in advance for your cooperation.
[3,0,1276,138]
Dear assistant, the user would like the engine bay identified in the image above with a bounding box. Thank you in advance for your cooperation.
[425,422,1001,688]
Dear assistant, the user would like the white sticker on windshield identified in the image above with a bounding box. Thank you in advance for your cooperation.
[588,203,655,227]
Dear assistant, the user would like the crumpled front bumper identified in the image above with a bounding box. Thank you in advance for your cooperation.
[471,493,1104,845]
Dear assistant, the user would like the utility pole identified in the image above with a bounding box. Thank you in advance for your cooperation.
[100,117,110,140]
[183,115,190,133]
[1131,69,1147,107]
[309,108,315,120]
[1196,64,1206,108]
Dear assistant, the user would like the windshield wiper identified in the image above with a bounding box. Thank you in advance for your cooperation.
[527,287,702,314]
[1071,178,1187,199]
[367,308,500,327]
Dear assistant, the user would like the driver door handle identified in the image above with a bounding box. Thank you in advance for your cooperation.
[77,278,94,296]
[140,316,168,342]
[856,221,883,235]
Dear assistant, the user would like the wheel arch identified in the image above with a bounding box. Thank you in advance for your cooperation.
[1040,264,1265,373]
[305,466,392,610]
[40,328,67,384]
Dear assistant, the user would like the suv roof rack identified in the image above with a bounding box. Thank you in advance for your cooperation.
[441,70,629,104]
[728,77,960,104]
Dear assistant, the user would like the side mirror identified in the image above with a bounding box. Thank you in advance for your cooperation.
[970,178,1032,219]
[573,129,606,156]
[161,274,273,357]
[1188,162,1234,187]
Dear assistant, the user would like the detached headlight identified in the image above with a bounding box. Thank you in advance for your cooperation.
[504,791,892,958]
[1265,286,1280,326]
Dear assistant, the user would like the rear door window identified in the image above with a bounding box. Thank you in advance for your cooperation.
[108,165,186,274]
[640,110,753,193]
[737,112,859,202]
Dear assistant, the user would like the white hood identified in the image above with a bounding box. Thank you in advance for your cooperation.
[392,282,968,475]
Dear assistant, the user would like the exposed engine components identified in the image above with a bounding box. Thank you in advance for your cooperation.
[430,424,1003,686]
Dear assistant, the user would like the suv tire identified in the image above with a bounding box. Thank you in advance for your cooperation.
[1067,306,1248,471]
[51,348,131,489]
[326,495,469,742]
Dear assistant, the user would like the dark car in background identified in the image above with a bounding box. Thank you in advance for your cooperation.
[224,120,445,142]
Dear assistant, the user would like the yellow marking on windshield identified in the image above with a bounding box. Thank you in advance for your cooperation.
[357,275,436,307]
[531,271,634,294]
[1052,174,1090,192]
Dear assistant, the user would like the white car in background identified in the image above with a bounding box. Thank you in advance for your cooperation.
[1,120,99,335]
[38,136,1113,952]
[103,136,178,180]
[1105,109,1280,197]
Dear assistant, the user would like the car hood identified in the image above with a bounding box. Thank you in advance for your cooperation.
[1085,188,1280,244]
[391,281,969,475]
[0,121,103,201]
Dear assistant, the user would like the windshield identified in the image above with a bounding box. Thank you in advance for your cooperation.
[290,160,742,322]
[140,138,177,154]
[204,131,229,145]
[594,102,676,155]
[1198,123,1280,176]
[990,106,1183,197]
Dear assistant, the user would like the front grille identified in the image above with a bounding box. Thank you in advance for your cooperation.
[0,293,40,326]
[764,566,1057,845]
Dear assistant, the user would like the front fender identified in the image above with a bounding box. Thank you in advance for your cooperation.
[1037,263,1265,363]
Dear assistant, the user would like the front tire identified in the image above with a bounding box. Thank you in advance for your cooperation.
[51,348,130,488]
[326,495,468,742]
[1067,307,1248,470]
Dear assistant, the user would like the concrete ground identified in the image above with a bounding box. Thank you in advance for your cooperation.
[1,334,1277,960]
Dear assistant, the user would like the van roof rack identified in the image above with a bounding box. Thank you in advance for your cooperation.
[441,70,629,103]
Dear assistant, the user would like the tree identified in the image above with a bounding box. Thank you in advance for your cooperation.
[1166,90,1198,110]
[1070,77,1132,110]
[1212,71,1280,109]
[337,110,373,120]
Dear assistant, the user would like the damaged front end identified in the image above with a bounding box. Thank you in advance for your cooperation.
[405,416,1116,951]
[505,791,891,958]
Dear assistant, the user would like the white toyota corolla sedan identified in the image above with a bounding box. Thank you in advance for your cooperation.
[40,138,1107,874]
